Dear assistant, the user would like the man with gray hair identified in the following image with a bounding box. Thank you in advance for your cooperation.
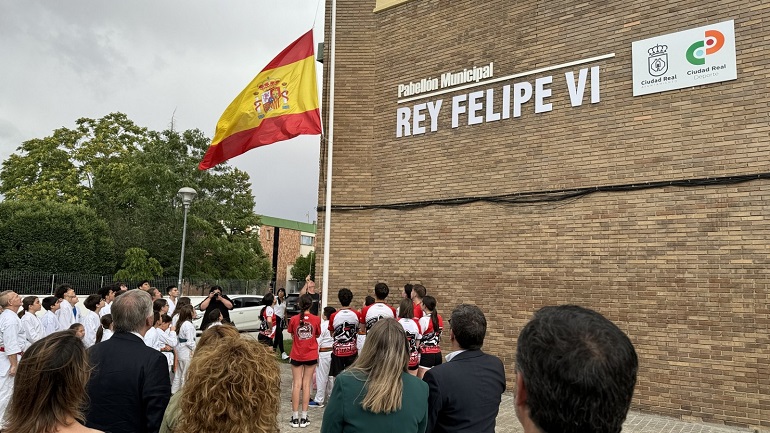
[0,291,24,424]
[424,304,506,433]
[85,289,171,433]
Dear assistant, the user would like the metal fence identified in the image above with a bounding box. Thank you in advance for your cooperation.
[0,270,271,296]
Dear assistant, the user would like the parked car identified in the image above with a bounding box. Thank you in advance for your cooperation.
[285,293,300,319]
[192,294,265,333]
[284,292,319,318]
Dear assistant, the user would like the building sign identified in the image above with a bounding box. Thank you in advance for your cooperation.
[632,20,737,96]
[394,55,614,138]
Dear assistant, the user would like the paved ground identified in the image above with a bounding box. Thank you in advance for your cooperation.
[275,362,752,433]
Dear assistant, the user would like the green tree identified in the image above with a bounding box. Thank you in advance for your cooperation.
[114,247,163,282]
[0,113,272,280]
[0,200,115,273]
[290,251,316,282]
[0,113,146,204]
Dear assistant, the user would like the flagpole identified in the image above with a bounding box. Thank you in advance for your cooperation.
[320,0,337,312]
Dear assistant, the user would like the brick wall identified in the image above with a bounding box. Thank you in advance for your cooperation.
[319,0,770,428]
[258,226,302,289]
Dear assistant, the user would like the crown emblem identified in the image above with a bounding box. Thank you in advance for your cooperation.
[648,44,668,56]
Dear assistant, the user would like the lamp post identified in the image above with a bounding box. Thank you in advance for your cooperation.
[177,187,197,292]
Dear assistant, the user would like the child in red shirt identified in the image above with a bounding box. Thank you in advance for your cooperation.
[287,294,321,428]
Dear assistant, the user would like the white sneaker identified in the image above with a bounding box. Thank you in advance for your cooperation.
[299,417,310,428]
[281,352,289,360]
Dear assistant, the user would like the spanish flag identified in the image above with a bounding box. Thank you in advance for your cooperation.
[199,30,322,170]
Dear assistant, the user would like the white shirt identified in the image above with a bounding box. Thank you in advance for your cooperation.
[99,302,112,318]
[40,311,61,337]
[167,297,178,316]
[273,300,286,319]
[101,328,113,342]
[445,349,467,362]
[317,319,333,349]
[56,299,77,330]
[20,311,44,346]
[81,310,100,348]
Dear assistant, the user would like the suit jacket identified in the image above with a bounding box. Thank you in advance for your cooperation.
[423,349,506,433]
[85,332,171,433]
[321,371,428,433]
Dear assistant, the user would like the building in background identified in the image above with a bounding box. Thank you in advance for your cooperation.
[257,216,316,291]
[317,0,768,429]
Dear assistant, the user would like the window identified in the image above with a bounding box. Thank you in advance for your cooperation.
[301,235,314,246]
[244,298,262,308]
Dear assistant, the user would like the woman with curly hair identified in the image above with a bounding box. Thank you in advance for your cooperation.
[160,327,279,433]
[320,318,428,433]
[4,331,102,433]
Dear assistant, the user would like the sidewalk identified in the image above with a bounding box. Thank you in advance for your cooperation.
[276,362,752,433]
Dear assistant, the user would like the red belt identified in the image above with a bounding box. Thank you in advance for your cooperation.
[319,347,333,352]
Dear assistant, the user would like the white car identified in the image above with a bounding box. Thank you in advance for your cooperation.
[192,294,265,333]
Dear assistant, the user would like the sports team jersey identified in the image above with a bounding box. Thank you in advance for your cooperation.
[419,313,443,354]
[413,302,423,319]
[259,305,276,339]
[329,308,360,357]
[288,313,321,361]
[360,303,396,331]
[398,318,422,368]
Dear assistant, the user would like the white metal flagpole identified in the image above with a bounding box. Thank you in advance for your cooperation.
[320,0,337,312]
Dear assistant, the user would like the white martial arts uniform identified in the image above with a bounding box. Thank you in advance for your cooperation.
[20,311,44,346]
[159,328,178,382]
[314,319,334,405]
[0,309,23,423]
[144,327,161,350]
[166,297,178,316]
[56,298,77,330]
[40,310,61,337]
[99,301,112,318]
[81,309,100,348]
[172,321,196,394]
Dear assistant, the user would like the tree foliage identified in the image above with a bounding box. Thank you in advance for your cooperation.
[0,113,272,280]
[0,200,115,273]
[114,247,163,282]
[290,251,316,282]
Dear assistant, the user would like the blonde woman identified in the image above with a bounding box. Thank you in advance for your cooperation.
[320,318,428,433]
[160,327,279,433]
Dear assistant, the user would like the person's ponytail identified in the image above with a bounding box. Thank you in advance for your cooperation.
[423,296,439,333]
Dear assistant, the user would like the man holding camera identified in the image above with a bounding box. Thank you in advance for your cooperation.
[199,286,234,329]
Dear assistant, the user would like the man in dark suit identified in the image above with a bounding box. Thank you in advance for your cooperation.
[513,305,638,433]
[85,289,171,433]
[424,304,506,433]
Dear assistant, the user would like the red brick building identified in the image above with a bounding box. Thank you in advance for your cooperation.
[316,1,769,429]
[257,216,316,291]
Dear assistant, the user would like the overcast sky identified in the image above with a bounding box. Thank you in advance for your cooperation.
[0,1,325,223]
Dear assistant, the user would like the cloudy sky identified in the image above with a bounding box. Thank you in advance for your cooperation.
[0,0,325,223]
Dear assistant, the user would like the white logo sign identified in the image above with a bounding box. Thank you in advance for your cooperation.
[632,20,737,96]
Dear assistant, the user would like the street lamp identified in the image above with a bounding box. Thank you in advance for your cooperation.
[177,187,197,292]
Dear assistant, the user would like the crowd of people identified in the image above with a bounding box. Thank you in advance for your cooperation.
[0,279,639,433]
